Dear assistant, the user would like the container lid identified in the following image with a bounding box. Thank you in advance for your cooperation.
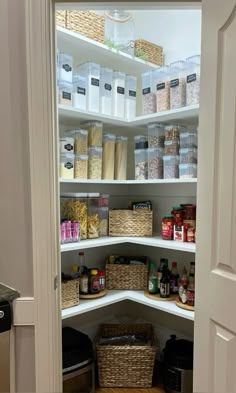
[58,81,73,88]
[165,125,180,130]
[172,206,183,210]
[99,206,109,212]
[87,193,100,197]
[147,123,163,129]
[61,192,87,198]
[65,129,88,136]
[98,270,105,275]
[149,262,155,268]
[172,262,177,267]
[170,60,186,69]
[88,146,103,152]
[90,269,98,275]
[147,147,164,154]
[81,121,103,127]
[180,131,197,137]
[60,153,75,159]
[163,214,174,218]
[135,135,147,140]
[60,137,74,142]
[186,54,200,65]
[163,155,179,160]
[75,154,88,159]
[116,136,128,141]
[134,149,147,154]
[179,163,197,168]
[103,133,116,140]
[179,148,197,153]
[164,140,180,145]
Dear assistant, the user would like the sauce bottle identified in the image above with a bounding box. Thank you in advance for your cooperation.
[178,266,188,302]
[89,269,100,294]
[170,261,179,294]
[148,262,158,294]
[160,265,170,298]
[79,267,89,295]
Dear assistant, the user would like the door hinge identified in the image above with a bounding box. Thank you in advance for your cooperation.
[54,275,59,290]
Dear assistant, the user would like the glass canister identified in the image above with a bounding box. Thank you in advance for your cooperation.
[163,155,179,179]
[125,75,137,119]
[114,136,128,180]
[153,66,170,112]
[72,73,86,110]
[147,148,164,179]
[169,61,187,109]
[66,129,88,154]
[104,10,135,55]
[141,70,156,115]
[100,66,113,116]
[87,193,100,239]
[58,52,73,83]
[186,55,201,106]
[147,123,165,148]
[88,147,102,179]
[60,153,74,179]
[79,62,100,113]
[58,81,72,106]
[81,121,103,147]
[60,193,88,240]
[113,71,125,118]
[102,133,116,180]
[134,149,148,180]
[74,154,88,179]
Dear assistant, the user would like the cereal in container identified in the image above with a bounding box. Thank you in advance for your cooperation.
[88,147,102,179]
[134,149,148,180]
[74,154,88,179]
[147,148,164,179]
[147,123,165,148]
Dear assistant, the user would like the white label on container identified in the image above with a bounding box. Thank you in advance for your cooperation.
[129,90,136,97]
[170,79,179,88]
[77,87,86,95]
[62,64,72,72]
[143,87,151,95]
[156,83,165,91]
[105,83,112,91]
[62,91,71,100]
[91,78,99,87]
[187,73,197,83]
[117,86,125,94]
[64,162,73,169]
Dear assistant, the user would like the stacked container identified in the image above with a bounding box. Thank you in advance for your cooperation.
[141,71,156,115]
[98,194,109,237]
[125,75,137,119]
[186,55,201,106]
[100,67,113,116]
[57,52,73,106]
[163,125,180,179]
[102,133,116,180]
[113,71,125,117]
[153,66,170,113]
[72,73,86,110]
[114,136,128,180]
[79,62,100,113]
[179,127,198,178]
[169,61,186,109]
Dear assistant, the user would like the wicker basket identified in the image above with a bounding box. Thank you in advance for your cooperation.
[61,279,79,309]
[135,39,163,66]
[96,324,157,387]
[56,10,104,43]
[109,210,153,237]
[106,256,148,290]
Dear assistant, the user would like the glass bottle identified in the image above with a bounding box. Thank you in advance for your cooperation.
[187,273,195,307]
[148,262,158,294]
[170,261,179,294]
[178,266,188,302]
[89,269,100,294]
[160,265,170,298]
[79,267,89,295]
[157,258,166,293]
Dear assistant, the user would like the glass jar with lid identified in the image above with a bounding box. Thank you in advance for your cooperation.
[186,55,200,106]
[169,61,187,109]
[87,193,100,239]
[104,10,135,55]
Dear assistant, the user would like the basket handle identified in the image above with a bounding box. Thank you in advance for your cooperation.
[105,10,132,23]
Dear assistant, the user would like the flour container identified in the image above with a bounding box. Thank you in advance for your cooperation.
[72,73,86,110]
[100,67,113,116]
[186,55,201,106]
[104,10,135,55]
[169,61,187,109]
[141,70,156,115]
[60,153,75,179]
[79,62,100,113]
[125,75,137,119]
[58,52,73,83]
[113,71,125,117]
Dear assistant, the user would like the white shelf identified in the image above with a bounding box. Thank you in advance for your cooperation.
[60,178,197,185]
[57,27,156,77]
[61,290,194,321]
[58,104,199,128]
[61,236,196,253]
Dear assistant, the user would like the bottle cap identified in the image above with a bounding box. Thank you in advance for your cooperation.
[98,270,105,276]
[90,269,98,275]
[163,214,174,218]
[172,261,177,267]
[149,262,155,268]
[72,265,78,272]
[79,252,84,256]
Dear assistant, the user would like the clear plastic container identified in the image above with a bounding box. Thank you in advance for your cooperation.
[58,82,72,106]
[58,52,73,83]
[134,135,148,150]
[134,149,148,180]
[179,147,198,163]
[125,75,137,119]
[72,73,86,110]
[104,10,135,55]
[153,66,170,112]
[88,147,102,179]
[66,129,88,154]
[100,67,113,116]
[163,155,179,179]
[179,163,197,178]
[170,61,187,109]
[114,136,128,180]
[81,121,103,147]
[102,133,116,180]
[60,153,74,179]
[60,137,74,154]
[79,62,100,113]
[147,148,164,179]
[74,154,88,179]
[164,139,180,155]
[180,130,198,148]
[98,193,110,207]
[141,70,156,115]
[186,55,201,106]
[87,193,100,238]
[113,71,125,118]
[99,206,109,237]
[165,125,180,141]
[60,193,88,240]
[147,123,165,148]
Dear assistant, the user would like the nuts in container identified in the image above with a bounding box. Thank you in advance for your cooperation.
[153,66,170,113]
[163,155,179,179]
[141,70,156,115]
[147,123,165,148]
[164,140,180,155]
[179,148,197,164]
[169,61,186,109]
[147,148,164,179]
[134,149,148,180]
[165,125,180,140]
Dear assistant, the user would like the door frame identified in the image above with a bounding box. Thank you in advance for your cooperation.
[24,1,201,392]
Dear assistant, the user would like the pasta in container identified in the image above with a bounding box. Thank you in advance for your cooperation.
[87,193,100,239]
[60,193,88,240]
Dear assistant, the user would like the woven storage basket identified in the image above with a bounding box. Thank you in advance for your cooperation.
[56,10,104,43]
[135,39,163,66]
[106,256,148,290]
[96,324,156,387]
[61,279,79,309]
[109,210,153,237]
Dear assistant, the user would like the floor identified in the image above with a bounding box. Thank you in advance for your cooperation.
[96,386,164,393]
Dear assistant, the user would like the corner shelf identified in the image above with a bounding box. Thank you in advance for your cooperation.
[60,178,197,184]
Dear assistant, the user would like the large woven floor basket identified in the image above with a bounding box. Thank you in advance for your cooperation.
[61,279,79,309]
[109,210,153,237]
[96,324,156,387]
[106,258,148,290]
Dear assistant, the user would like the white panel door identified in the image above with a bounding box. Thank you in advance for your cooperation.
[194,0,236,392]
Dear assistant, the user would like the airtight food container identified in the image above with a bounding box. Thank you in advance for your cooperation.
[60,153,75,179]
[60,137,74,154]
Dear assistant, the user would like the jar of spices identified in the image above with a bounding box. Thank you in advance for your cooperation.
[171,206,183,225]
[162,214,175,240]
[89,269,100,294]
[98,270,106,290]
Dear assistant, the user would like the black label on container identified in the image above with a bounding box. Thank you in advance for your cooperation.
[117,86,125,94]
[77,87,86,95]
[62,91,71,100]
[142,87,151,95]
[156,83,165,91]
[65,144,73,151]
[187,73,197,83]
[170,79,179,88]
[91,78,99,87]
[64,162,73,169]
[105,83,112,91]
[62,64,72,72]
[129,90,136,97]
